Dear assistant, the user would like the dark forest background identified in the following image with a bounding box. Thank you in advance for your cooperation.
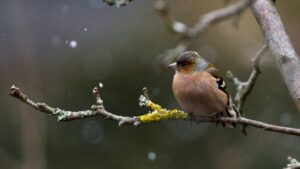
[1,0,300,169]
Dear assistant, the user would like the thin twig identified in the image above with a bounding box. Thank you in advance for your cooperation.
[284,156,300,169]
[9,85,300,137]
[102,0,133,7]
[154,0,187,34]
[226,44,267,134]
[227,44,267,112]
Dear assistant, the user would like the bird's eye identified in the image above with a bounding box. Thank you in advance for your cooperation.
[177,62,183,67]
[177,61,190,67]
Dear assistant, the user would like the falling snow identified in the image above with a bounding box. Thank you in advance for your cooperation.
[69,40,78,48]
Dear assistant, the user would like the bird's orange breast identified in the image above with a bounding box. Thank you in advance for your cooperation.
[172,71,228,115]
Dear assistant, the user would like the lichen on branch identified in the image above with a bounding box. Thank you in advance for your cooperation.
[138,95,188,123]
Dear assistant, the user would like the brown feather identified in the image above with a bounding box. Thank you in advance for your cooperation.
[172,71,228,115]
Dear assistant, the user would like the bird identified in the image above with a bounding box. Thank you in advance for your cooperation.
[169,51,237,121]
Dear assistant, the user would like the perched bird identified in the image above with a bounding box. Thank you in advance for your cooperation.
[169,51,236,119]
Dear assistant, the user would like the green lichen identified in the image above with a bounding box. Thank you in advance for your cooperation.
[138,101,188,123]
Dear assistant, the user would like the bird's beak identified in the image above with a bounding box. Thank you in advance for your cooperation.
[168,62,177,69]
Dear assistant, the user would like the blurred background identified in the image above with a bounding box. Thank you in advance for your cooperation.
[1,0,300,169]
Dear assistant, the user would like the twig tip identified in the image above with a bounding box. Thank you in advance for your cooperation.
[226,70,234,79]
[9,84,19,93]
[142,87,150,99]
[139,95,149,107]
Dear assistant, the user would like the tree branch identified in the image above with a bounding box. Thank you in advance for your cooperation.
[187,0,250,38]
[155,0,250,64]
[9,85,141,126]
[9,85,300,137]
[227,44,267,112]
[250,0,300,110]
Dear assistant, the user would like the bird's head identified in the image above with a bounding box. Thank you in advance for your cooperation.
[168,51,208,73]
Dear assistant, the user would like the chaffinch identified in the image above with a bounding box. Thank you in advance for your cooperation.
[169,51,235,118]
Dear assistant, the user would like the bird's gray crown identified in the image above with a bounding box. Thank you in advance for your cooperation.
[176,51,209,71]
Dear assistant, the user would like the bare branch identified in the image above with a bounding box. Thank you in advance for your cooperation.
[9,85,141,126]
[250,0,300,110]
[155,0,250,63]
[187,0,250,38]
[156,0,249,38]
[9,85,300,137]
[227,44,267,112]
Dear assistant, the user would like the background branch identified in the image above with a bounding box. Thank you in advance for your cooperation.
[186,0,250,38]
[155,0,250,65]
[284,157,300,169]
[227,44,267,112]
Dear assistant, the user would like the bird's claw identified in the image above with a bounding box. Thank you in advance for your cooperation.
[215,113,226,127]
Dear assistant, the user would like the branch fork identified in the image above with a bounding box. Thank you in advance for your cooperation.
[226,44,267,112]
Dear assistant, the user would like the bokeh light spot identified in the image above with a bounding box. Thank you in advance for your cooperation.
[147,151,157,161]
[62,4,69,13]
[81,120,104,144]
[173,22,187,33]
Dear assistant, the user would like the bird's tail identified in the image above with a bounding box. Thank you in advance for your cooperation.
[225,97,248,134]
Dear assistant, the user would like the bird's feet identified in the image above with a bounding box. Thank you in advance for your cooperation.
[188,113,197,125]
[215,112,226,127]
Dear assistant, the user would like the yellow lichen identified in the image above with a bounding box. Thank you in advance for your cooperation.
[138,100,188,123]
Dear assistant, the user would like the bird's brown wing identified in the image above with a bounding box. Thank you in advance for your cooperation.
[206,65,238,121]
[206,65,227,93]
